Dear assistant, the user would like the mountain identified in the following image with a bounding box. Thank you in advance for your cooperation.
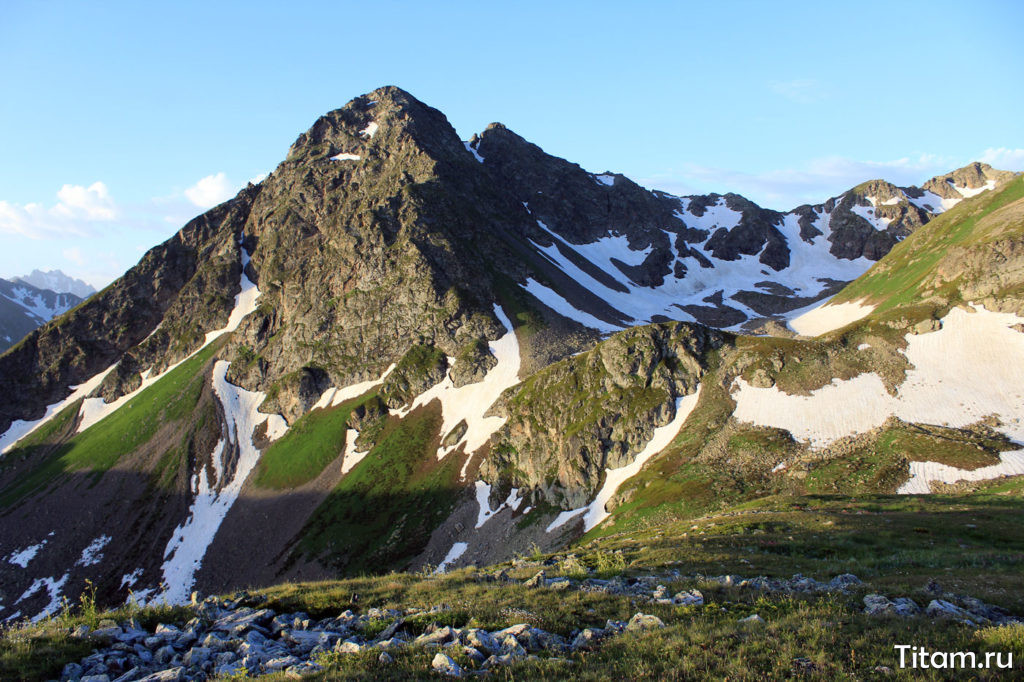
[13,270,95,299]
[0,278,83,353]
[0,85,1021,643]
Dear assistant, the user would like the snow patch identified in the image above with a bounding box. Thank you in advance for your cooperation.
[522,278,624,334]
[359,121,379,138]
[435,542,468,573]
[120,568,143,590]
[898,452,1024,494]
[75,535,110,567]
[464,141,484,163]
[313,363,397,410]
[733,305,1024,490]
[16,574,68,622]
[396,305,521,467]
[7,541,46,568]
[789,300,875,336]
[340,429,369,475]
[771,461,787,473]
[331,152,361,161]
[156,360,288,605]
[594,174,615,186]
[850,204,892,231]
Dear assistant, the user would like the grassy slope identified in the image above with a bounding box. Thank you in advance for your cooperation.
[0,341,220,507]
[7,482,1023,680]
[297,403,463,575]
[253,391,376,489]
[834,176,1024,313]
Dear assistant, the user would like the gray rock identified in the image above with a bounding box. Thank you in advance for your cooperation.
[431,652,464,677]
[927,599,978,623]
[335,640,363,654]
[463,646,486,664]
[673,589,704,606]
[863,594,897,616]
[265,655,302,671]
[570,627,605,650]
[524,571,546,588]
[463,628,499,654]
[135,670,185,682]
[416,625,458,646]
[625,613,666,632]
[379,651,394,665]
[153,646,175,665]
[738,614,765,625]
[827,574,862,591]
[181,646,212,667]
[63,662,84,679]
[892,598,921,617]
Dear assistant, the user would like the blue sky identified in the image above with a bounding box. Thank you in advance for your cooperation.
[1,0,1021,287]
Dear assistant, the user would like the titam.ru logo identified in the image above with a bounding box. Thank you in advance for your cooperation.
[895,645,1013,671]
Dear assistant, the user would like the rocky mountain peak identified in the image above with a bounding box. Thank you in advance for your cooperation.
[922,161,1018,199]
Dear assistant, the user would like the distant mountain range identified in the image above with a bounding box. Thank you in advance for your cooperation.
[13,269,95,299]
[0,275,85,353]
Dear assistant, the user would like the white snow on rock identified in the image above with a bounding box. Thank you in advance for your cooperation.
[313,363,397,410]
[0,285,74,322]
[16,574,68,622]
[522,278,624,334]
[953,180,996,199]
[733,305,1024,491]
[75,535,111,567]
[464,141,484,163]
[850,204,892,231]
[771,461,788,473]
[472,482,522,529]
[905,189,946,213]
[0,365,115,455]
[523,207,874,334]
[156,360,288,605]
[898,452,1024,494]
[789,299,875,337]
[120,568,143,590]
[858,343,871,350]
[594,174,615,186]
[330,152,361,161]
[7,541,46,568]
[548,386,702,533]
[396,305,521,466]
[435,542,468,573]
[340,429,369,475]
[359,121,379,138]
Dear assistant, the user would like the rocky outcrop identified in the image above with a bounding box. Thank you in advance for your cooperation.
[482,322,724,507]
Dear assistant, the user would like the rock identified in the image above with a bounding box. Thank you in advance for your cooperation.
[738,614,764,625]
[416,625,458,646]
[135,670,185,682]
[91,627,123,643]
[625,613,666,632]
[431,652,464,677]
[375,617,405,641]
[335,640,363,654]
[863,594,896,616]
[892,598,921,617]
[463,628,499,654]
[265,655,302,671]
[379,651,394,665]
[924,579,943,596]
[570,628,605,650]
[463,646,486,664]
[673,589,704,606]
[827,574,862,591]
[153,646,175,665]
[547,578,572,590]
[926,599,978,623]
[71,625,92,639]
[524,570,546,588]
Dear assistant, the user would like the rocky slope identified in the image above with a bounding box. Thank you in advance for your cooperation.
[0,86,1021,625]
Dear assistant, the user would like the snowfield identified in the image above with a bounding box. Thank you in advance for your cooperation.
[733,305,1024,492]
[157,361,289,605]
[396,304,521,473]
[789,299,875,336]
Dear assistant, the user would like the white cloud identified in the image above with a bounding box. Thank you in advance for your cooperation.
[638,154,954,210]
[0,182,118,239]
[248,172,269,185]
[184,172,236,208]
[978,148,1024,171]
[52,182,116,220]
[62,247,85,266]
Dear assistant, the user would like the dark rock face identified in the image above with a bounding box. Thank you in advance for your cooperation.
[0,278,83,353]
[703,195,789,270]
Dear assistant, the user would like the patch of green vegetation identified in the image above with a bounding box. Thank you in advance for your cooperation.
[836,176,1024,312]
[254,391,377,489]
[298,405,461,574]
[0,341,221,508]
[877,422,1011,470]
[491,273,547,339]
